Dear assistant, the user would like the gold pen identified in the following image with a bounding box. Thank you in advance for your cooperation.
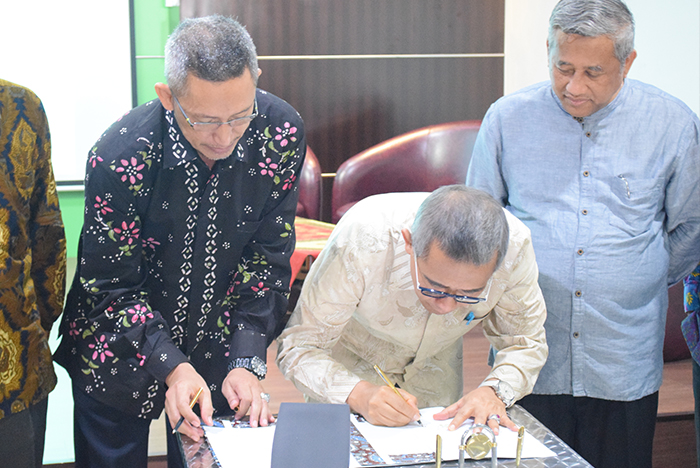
[516,425,525,466]
[373,364,422,426]
[172,387,204,434]
[436,434,442,468]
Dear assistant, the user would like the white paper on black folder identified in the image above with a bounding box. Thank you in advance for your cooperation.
[202,406,554,467]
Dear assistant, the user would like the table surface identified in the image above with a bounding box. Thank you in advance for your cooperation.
[179,404,593,467]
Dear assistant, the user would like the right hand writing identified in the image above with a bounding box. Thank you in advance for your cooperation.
[165,362,214,441]
[346,380,421,426]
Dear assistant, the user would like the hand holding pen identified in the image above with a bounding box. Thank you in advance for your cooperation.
[373,365,422,426]
[165,362,213,442]
[172,387,204,434]
[345,365,422,427]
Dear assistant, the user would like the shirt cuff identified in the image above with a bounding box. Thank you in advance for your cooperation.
[330,376,363,405]
[144,340,189,384]
[228,328,267,362]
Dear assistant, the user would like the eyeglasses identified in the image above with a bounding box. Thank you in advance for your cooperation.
[413,253,488,304]
[173,95,258,132]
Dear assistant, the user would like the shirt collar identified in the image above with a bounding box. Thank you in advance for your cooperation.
[550,78,630,125]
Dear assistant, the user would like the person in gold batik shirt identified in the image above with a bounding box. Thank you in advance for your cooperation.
[0,79,66,468]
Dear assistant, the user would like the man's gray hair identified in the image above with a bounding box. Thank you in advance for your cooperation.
[165,15,259,97]
[548,0,635,65]
[411,186,509,269]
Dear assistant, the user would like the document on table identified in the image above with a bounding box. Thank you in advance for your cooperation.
[203,420,277,468]
[350,407,555,466]
[202,407,555,468]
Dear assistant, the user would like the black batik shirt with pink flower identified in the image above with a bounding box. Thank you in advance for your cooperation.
[55,89,305,418]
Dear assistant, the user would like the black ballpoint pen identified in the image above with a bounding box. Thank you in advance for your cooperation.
[172,387,204,434]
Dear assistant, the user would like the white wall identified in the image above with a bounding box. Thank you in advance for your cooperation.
[2,4,133,462]
[504,0,700,115]
[1,1,132,184]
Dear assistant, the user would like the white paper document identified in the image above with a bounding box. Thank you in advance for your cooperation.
[204,423,276,468]
[350,407,555,465]
[202,407,555,468]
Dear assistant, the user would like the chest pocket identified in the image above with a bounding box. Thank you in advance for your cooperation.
[607,176,663,237]
[228,219,262,252]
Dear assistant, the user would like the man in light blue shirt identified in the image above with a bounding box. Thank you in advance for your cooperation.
[467,1,700,467]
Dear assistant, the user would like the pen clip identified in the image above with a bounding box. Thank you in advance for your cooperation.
[464,311,474,325]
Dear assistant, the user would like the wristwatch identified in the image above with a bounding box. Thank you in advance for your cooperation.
[480,379,516,408]
[228,356,267,380]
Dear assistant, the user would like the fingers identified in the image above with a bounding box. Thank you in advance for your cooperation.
[485,413,502,435]
[397,388,420,414]
[164,363,212,441]
[446,385,515,433]
[346,381,421,427]
[199,389,214,427]
[448,405,474,431]
[368,386,420,426]
[247,392,274,428]
[499,412,518,432]
[433,400,461,421]
[222,367,273,428]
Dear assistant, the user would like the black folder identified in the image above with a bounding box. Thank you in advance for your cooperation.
[271,402,350,468]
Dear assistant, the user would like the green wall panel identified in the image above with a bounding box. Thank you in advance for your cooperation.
[134,0,179,105]
[57,191,84,261]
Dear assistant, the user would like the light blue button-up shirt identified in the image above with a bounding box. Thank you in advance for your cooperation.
[467,79,700,401]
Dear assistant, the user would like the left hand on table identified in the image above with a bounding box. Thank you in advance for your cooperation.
[222,367,275,428]
[432,386,518,435]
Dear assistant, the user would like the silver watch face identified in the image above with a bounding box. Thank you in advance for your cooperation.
[495,381,515,405]
[250,356,267,378]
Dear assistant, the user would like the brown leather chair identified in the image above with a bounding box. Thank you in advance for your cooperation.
[296,146,322,220]
[331,120,481,223]
[329,119,692,362]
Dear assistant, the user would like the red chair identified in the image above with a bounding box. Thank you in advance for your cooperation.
[331,121,481,223]
[296,146,322,220]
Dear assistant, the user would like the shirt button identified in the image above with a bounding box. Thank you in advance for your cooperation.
[577,249,584,255]
[573,332,580,338]
[585,132,591,138]
[575,290,582,297]
[582,209,588,215]
[583,171,590,177]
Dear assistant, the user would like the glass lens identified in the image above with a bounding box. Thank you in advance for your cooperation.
[421,289,448,299]
[454,296,482,304]
[193,116,254,132]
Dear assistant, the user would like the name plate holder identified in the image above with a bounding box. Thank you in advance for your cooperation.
[458,424,497,468]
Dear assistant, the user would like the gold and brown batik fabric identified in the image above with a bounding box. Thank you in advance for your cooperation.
[0,79,66,420]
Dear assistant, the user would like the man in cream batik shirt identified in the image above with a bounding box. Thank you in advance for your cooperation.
[278,186,547,433]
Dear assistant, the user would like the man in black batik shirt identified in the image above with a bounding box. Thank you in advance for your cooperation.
[55,15,305,468]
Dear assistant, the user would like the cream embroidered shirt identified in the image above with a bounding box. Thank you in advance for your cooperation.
[277,192,548,407]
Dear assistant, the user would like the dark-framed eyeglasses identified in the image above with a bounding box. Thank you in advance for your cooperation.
[172,95,258,133]
[413,253,489,304]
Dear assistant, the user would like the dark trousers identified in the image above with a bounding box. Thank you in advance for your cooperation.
[0,396,48,468]
[519,392,658,468]
[73,385,186,468]
[694,360,700,468]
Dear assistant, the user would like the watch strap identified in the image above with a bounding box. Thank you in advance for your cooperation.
[228,356,267,380]
[479,379,516,408]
